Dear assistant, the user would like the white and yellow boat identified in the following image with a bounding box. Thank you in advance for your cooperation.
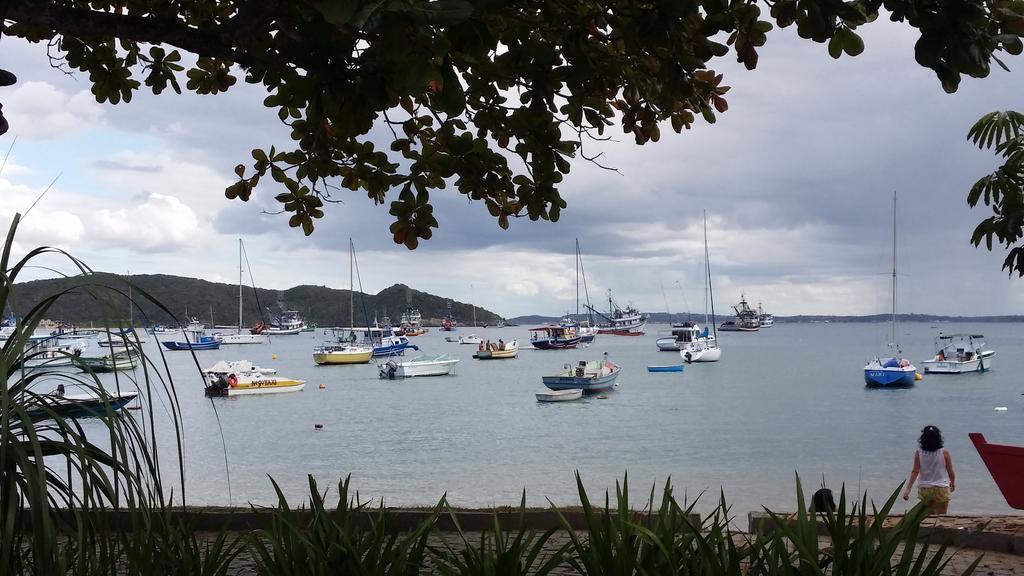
[203,360,305,397]
[312,344,373,365]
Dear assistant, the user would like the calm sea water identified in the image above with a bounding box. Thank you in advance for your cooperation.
[72,321,1024,515]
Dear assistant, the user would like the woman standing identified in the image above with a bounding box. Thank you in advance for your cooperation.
[902,425,956,514]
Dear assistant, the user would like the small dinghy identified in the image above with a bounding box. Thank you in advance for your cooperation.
[536,388,583,402]
[647,364,684,373]
[27,389,139,419]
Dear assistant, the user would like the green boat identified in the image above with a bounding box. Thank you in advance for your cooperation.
[78,351,139,373]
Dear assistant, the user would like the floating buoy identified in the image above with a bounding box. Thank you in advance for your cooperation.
[272,354,278,360]
[596,395,608,400]
[314,423,324,429]
[915,372,923,381]
[318,383,326,390]
[995,406,1008,412]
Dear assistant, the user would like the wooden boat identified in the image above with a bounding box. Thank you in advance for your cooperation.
[78,351,139,373]
[161,332,220,351]
[920,333,995,374]
[536,388,583,402]
[26,389,139,419]
[541,356,621,394]
[529,325,582,349]
[203,360,305,396]
[313,343,373,365]
[970,433,1024,509]
[378,354,459,378]
[647,364,684,372]
[473,340,518,359]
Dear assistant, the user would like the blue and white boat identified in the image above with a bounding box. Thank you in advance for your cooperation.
[161,331,221,351]
[542,355,621,394]
[647,364,684,373]
[864,357,916,387]
[529,325,582,349]
[864,192,916,388]
[371,334,419,357]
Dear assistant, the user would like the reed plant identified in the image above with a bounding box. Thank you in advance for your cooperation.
[249,475,437,576]
[0,213,207,574]
[433,491,569,576]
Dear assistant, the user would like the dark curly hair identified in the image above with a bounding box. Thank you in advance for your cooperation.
[919,425,944,452]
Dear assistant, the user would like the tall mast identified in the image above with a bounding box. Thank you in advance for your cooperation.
[705,211,718,339]
[238,238,243,331]
[127,270,133,327]
[349,238,354,328]
[575,239,580,320]
[891,191,898,352]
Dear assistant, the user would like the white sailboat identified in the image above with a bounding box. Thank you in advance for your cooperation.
[680,211,721,363]
[216,239,266,345]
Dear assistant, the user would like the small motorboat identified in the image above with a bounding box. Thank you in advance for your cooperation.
[203,360,305,396]
[371,335,419,357]
[458,334,483,345]
[647,364,684,373]
[970,433,1024,509]
[536,388,583,402]
[920,333,995,374]
[473,340,518,359]
[541,354,621,394]
[445,335,459,342]
[312,344,373,365]
[26,389,139,419]
[378,354,459,378]
[161,331,220,351]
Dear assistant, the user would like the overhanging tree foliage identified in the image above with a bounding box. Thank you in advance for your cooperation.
[968,110,1024,277]
[3,0,1024,248]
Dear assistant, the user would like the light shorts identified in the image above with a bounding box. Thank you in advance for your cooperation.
[918,486,951,506]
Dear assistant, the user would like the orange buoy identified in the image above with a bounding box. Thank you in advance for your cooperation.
[319,383,326,390]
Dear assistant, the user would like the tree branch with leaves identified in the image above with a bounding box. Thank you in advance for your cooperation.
[3,0,1023,248]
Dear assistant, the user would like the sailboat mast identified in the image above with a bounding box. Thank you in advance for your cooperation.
[705,211,718,339]
[238,238,243,331]
[349,238,354,329]
[575,239,580,319]
[891,191,898,350]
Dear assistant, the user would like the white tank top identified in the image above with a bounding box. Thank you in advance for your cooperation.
[918,449,950,488]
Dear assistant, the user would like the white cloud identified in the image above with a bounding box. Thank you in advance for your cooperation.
[92,193,200,252]
[0,178,85,248]
[4,81,104,140]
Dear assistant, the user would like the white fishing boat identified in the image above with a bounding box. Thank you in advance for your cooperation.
[536,388,583,402]
[680,212,722,363]
[585,290,647,335]
[203,360,305,396]
[758,303,774,327]
[920,333,995,374]
[458,334,483,345]
[378,354,459,378]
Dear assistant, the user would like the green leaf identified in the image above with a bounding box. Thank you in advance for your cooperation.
[312,0,358,26]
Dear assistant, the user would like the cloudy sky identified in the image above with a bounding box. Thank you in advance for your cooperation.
[2,18,1023,319]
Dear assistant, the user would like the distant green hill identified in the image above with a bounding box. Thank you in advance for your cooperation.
[9,274,503,328]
